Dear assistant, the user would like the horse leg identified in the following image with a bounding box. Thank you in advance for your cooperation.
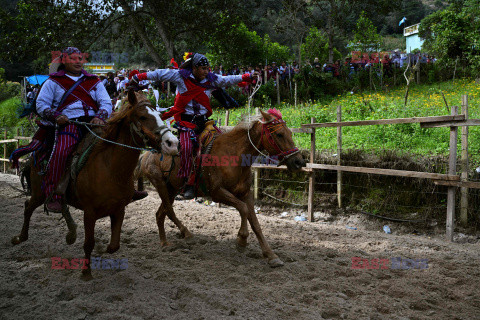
[62,205,77,245]
[81,211,96,280]
[155,203,169,247]
[211,187,249,250]
[11,193,45,245]
[107,208,125,254]
[163,186,193,240]
[244,192,284,267]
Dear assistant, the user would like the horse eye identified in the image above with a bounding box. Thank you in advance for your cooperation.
[140,116,147,121]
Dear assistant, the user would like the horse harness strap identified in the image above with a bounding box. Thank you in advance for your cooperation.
[250,117,299,165]
[261,118,299,164]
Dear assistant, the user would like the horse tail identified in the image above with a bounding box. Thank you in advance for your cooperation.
[20,158,32,196]
[134,152,146,181]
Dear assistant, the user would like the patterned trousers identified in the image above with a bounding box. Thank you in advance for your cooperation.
[178,129,198,183]
[43,124,81,200]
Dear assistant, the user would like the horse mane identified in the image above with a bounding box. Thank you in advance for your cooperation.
[233,114,262,131]
[100,97,136,142]
[231,109,284,132]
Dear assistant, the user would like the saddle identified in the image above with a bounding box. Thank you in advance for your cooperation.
[54,128,101,197]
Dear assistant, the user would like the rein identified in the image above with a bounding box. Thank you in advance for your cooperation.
[71,120,166,154]
[247,117,299,165]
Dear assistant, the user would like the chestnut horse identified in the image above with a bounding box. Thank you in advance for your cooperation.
[136,109,305,267]
[11,90,179,279]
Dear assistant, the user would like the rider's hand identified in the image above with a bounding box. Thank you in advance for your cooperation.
[55,115,69,126]
[90,117,105,126]
[251,71,260,80]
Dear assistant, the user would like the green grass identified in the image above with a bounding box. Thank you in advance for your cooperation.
[213,79,480,165]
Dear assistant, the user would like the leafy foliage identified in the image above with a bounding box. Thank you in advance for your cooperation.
[206,21,292,69]
[301,27,341,64]
[420,0,480,77]
[349,11,381,53]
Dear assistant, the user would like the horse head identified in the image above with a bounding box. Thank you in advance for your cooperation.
[257,109,305,171]
[125,89,179,155]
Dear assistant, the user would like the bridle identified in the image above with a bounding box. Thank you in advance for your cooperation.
[130,120,170,149]
[247,116,299,165]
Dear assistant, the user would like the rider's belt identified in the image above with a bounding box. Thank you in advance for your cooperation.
[181,114,207,125]
[71,116,94,123]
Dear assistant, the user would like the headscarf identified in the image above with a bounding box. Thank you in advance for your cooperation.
[62,47,82,55]
[192,53,209,67]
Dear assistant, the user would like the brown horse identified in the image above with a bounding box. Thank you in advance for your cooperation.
[137,109,305,267]
[11,90,179,279]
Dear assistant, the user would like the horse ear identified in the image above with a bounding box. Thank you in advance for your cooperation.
[127,89,137,106]
[260,109,273,122]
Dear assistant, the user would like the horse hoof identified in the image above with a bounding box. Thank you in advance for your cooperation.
[11,236,24,245]
[236,243,247,253]
[106,244,120,254]
[183,231,194,239]
[268,258,285,268]
[184,235,195,245]
[66,231,77,245]
[81,271,93,281]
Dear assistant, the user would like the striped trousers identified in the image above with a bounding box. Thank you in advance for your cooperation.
[178,129,197,181]
[43,124,81,200]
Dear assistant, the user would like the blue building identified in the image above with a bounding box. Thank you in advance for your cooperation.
[404,23,424,53]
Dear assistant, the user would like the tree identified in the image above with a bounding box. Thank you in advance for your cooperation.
[207,21,292,68]
[348,11,381,53]
[301,27,341,64]
[313,0,393,63]
[419,0,480,76]
[274,0,311,66]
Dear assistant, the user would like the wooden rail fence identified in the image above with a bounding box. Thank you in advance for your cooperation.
[250,95,477,242]
[1,95,476,242]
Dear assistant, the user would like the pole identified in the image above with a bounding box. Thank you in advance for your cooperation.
[3,129,7,173]
[224,110,230,126]
[337,105,343,208]
[253,108,260,201]
[308,117,316,222]
[294,81,297,108]
[276,73,280,105]
[460,95,469,226]
[446,106,458,241]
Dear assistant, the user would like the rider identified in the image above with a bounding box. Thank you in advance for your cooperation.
[130,52,255,199]
[36,47,112,212]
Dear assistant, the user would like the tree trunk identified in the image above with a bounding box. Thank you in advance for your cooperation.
[118,0,164,65]
[327,6,334,64]
[152,18,177,59]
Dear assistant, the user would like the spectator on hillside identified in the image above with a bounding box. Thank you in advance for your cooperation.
[312,57,321,70]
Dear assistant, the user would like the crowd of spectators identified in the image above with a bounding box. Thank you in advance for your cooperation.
[81,51,438,109]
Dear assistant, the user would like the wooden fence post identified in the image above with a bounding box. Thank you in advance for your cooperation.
[276,73,280,105]
[224,110,230,126]
[337,105,343,208]
[308,117,316,222]
[446,105,458,241]
[294,81,297,108]
[3,129,7,173]
[416,62,421,84]
[253,108,260,201]
[460,95,469,226]
[167,82,170,98]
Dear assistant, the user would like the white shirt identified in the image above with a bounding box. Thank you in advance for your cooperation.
[36,73,112,121]
[146,69,244,116]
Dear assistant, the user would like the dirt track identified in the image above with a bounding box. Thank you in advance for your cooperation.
[1,172,479,320]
